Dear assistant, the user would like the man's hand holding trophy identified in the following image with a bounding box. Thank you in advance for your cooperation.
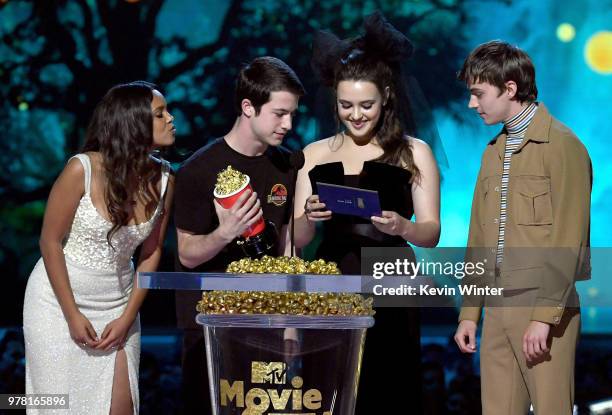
[213,166,277,258]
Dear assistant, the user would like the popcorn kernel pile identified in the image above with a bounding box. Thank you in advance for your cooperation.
[214,165,248,196]
[197,256,374,316]
[226,256,340,275]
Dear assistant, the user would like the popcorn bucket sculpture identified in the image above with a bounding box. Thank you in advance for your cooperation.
[214,166,274,258]
[213,167,266,238]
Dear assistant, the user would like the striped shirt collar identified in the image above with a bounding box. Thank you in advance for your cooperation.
[504,102,538,137]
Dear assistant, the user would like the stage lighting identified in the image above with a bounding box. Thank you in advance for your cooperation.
[585,31,612,74]
[589,398,612,414]
[557,23,576,42]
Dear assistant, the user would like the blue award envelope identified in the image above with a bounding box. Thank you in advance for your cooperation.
[316,182,382,219]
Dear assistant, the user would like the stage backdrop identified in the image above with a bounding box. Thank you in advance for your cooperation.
[1,0,610,331]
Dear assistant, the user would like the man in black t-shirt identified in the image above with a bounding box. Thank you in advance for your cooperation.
[173,56,305,414]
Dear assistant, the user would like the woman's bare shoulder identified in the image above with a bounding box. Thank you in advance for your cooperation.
[407,136,436,162]
[63,156,86,177]
[51,156,86,197]
[408,136,433,153]
[303,136,335,164]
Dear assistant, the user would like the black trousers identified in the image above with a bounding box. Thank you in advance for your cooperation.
[355,307,423,414]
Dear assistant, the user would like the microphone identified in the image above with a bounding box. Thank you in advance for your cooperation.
[289,150,305,257]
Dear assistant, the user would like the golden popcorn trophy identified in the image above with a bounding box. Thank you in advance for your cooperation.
[213,166,278,258]
[138,256,374,415]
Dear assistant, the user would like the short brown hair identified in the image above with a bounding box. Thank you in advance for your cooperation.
[234,56,305,115]
[458,40,538,102]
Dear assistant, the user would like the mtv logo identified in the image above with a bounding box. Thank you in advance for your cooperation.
[251,361,287,384]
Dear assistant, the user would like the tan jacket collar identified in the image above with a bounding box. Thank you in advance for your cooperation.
[487,102,552,158]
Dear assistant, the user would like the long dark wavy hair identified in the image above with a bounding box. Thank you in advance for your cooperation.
[81,81,161,247]
[333,46,420,182]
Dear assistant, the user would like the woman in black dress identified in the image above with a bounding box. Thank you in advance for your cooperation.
[294,13,442,414]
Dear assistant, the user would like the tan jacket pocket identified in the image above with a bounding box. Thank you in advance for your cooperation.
[499,266,542,290]
[515,177,553,225]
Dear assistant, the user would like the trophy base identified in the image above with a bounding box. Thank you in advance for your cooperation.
[199,314,373,415]
[238,220,278,258]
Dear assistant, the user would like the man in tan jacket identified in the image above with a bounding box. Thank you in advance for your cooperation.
[453,41,591,415]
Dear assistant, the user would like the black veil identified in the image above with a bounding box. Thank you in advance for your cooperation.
[311,12,448,168]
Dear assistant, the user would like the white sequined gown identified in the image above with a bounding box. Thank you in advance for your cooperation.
[23,154,170,414]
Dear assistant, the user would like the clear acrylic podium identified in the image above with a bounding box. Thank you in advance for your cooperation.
[139,272,374,415]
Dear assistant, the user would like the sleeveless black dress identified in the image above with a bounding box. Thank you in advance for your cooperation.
[309,161,423,414]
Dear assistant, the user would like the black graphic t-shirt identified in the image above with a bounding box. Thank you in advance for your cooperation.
[173,138,295,327]
[175,137,295,270]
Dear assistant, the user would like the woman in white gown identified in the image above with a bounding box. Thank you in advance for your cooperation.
[23,81,175,414]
